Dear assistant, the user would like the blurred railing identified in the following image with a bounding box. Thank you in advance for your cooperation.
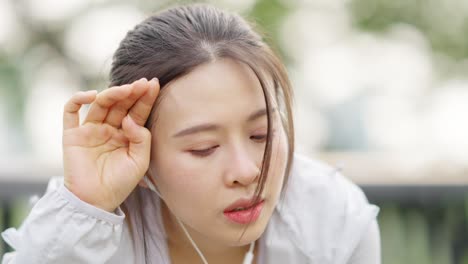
[1,153,468,263]
[320,152,468,264]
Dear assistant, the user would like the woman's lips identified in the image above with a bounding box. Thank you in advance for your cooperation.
[223,200,264,224]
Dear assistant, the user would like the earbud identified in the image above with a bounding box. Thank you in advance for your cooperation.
[142,174,255,264]
[143,175,163,198]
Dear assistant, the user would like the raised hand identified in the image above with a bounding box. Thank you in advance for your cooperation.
[62,78,160,212]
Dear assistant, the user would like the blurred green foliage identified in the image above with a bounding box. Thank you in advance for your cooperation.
[349,0,468,59]
[379,201,468,264]
[0,56,24,122]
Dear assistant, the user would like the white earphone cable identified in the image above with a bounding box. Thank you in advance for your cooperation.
[243,241,255,264]
[144,176,255,264]
[176,217,209,264]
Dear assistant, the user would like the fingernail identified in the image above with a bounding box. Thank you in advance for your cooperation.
[125,115,134,124]
[141,77,148,82]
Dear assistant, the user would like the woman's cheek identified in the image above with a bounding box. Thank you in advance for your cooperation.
[168,158,217,197]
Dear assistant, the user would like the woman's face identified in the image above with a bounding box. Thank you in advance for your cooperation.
[147,58,288,246]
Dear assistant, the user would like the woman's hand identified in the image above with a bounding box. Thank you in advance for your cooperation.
[62,78,160,212]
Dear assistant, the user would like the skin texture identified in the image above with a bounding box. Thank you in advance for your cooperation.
[145,59,288,263]
[62,78,160,212]
[62,58,288,263]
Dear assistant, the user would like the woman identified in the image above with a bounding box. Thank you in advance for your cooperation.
[1,4,380,264]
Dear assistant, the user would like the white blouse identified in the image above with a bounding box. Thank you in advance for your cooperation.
[2,154,380,264]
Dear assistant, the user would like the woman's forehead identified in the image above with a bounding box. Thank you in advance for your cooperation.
[155,59,270,126]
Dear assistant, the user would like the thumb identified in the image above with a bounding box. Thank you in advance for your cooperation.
[122,114,151,167]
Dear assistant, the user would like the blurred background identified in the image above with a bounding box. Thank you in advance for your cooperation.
[0,0,467,263]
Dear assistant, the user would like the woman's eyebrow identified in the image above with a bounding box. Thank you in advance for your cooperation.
[247,107,277,122]
[172,107,276,138]
[173,124,219,138]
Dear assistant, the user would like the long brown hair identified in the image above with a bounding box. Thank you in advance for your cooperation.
[109,3,294,260]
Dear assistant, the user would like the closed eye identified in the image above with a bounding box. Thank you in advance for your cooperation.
[190,146,218,157]
[251,130,276,142]
[251,134,267,142]
[189,130,276,157]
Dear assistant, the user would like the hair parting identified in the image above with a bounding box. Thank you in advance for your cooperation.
[111,3,295,261]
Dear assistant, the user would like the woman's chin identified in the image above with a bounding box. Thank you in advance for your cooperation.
[220,221,267,246]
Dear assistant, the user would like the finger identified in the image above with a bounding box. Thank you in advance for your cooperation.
[104,78,149,127]
[84,84,132,124]
[128,78,160,126]
[63,90,97,130]
[122,115,151,171]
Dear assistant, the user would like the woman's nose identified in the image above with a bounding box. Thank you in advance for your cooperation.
[223,147,261,187]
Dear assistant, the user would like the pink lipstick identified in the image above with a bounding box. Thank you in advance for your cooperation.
[223,198,264,224]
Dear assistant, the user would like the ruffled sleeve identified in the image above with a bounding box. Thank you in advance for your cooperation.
[1,177,134,264]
